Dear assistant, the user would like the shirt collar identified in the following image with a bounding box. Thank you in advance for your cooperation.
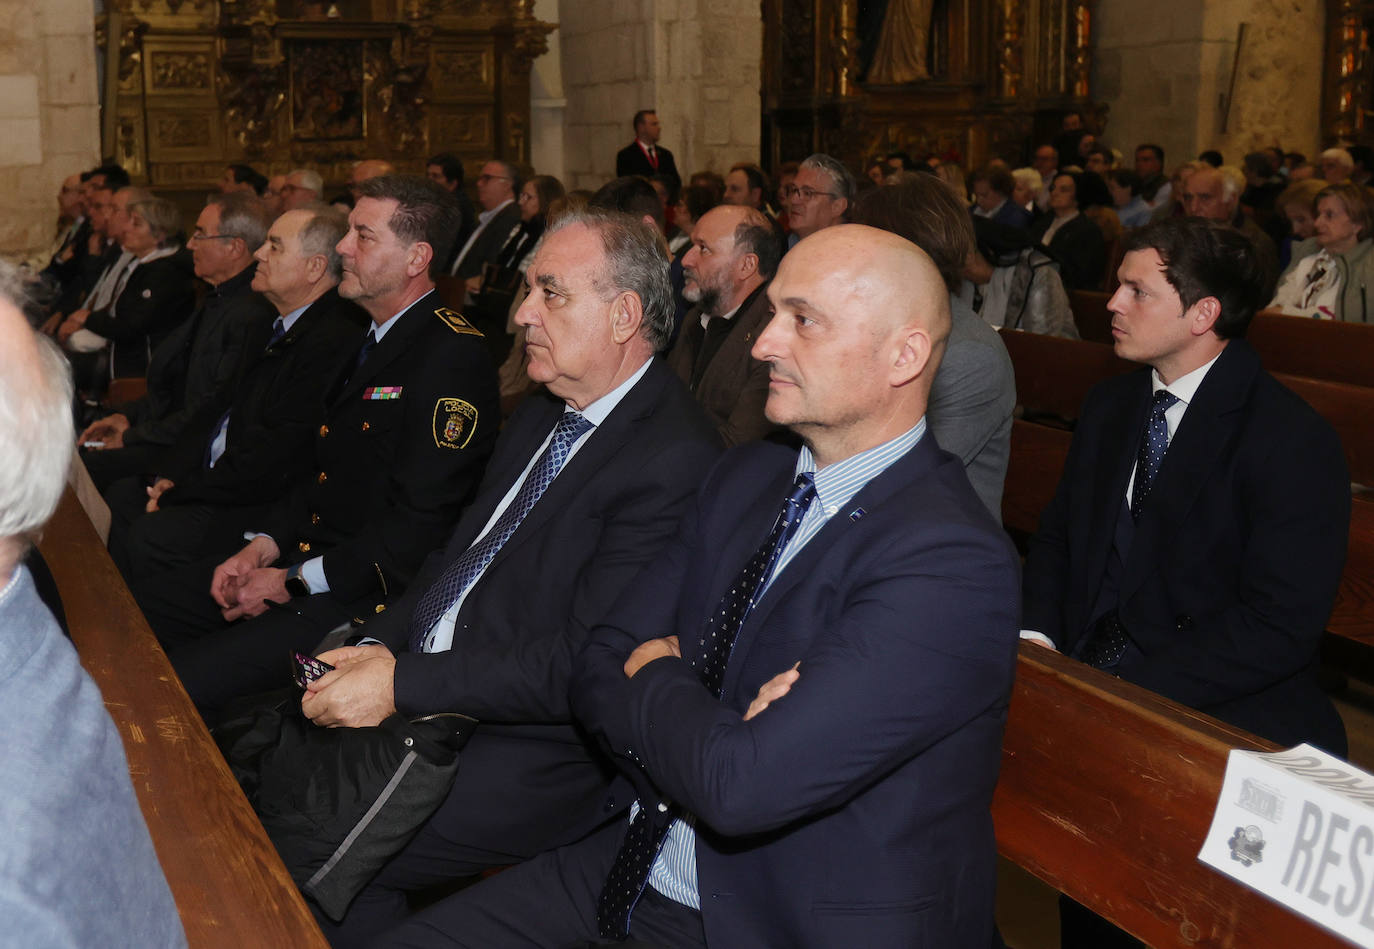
[277,301,311,335]
[794,418,927,516]
[373,293,431,343]
[1151,349,1223,406]
[478,198,514,226]
[570,356,653,428]
[699,301,742,329]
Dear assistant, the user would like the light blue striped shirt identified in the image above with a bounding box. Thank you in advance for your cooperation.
[640,418,928,910]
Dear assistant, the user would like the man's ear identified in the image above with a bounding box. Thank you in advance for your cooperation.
[891,327,933,386]
[406,241,435,279]
[1188,295,1221,337]
[610,291,645,344]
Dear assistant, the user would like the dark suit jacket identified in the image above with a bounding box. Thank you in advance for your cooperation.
[157,287,363,508]
[119,264,274,448]
[82,252,199,378]
[664,280,778,446]
[451,202,521,281]
[615,141,679,184]
[1021,339,1350,752]
[360,358,722,858]
[260,290,499,607]
[573,436,1020,948]
[1031,212,1106,291]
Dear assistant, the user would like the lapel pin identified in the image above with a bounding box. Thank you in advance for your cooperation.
[849,507,866,522]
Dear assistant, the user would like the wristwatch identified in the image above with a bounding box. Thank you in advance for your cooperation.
[284,563,312,599]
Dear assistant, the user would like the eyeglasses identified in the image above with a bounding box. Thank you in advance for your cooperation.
[189,231,236,243]
[477,174,512,183]
[783,185,839,202]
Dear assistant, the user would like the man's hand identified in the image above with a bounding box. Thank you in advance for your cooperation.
[79,413,130,448]
[57,309,89,342]
[211,535,281,609]
[219,567,289,621]
[302,645,397,728]
[624,636,680,678]
[743,663,800,721]
[144,477,174,513]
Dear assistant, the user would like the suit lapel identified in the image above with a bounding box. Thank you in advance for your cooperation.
[330,290,438,405]
[477,359,671,573]
[1119,341,1257,601]
[700,281,770,393]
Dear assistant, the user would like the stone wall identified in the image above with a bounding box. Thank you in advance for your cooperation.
[551,0,762,190]
[0,0,100,261]
[1093,0,1324,171]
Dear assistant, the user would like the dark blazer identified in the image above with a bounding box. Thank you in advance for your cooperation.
[664,280,778,446]
[82,252,200,378]
[157,287,363,508]
[261,290,499,607]
[360,358,722,858]
[119,264,275,448]
[615,141,679,184]
[573,436,1021,948]
[1031,212,1106,291]
[451,201,521,281]
[1021,339,1350,752]
[985,199,1033,231]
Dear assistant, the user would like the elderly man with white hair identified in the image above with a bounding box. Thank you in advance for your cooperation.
[1321,147,1355,184]
[0,265,185,947]
[1181,164,1279,280]
[281,168,325,211]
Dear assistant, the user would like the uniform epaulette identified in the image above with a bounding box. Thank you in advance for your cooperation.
[434,306,484,337]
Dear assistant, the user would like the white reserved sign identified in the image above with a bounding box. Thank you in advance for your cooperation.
[1200,743,1374,947]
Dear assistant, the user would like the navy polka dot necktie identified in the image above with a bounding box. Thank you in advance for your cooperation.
[1130,389,1178,521]
[595,472,818,939]
[407,411,594,652]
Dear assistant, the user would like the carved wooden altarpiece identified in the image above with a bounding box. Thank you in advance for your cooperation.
[96,0,553,192]
[762,0,1099,172]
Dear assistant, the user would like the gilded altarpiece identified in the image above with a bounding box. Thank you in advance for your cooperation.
[762,0,1097,171]
[96,0,553,192]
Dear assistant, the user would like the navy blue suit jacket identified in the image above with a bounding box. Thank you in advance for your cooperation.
[361,357,722,858]
[1022,339,1350,752]
[573,434,1020,948]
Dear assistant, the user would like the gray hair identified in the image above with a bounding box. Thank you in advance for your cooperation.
[129,197,183,248]
[209,191,271,252]
[800,153,857,205]
[1011,167,1043,192]
[296,204,348,279]
[0,262,74,544]
[543,208,673,352]
[287,168,324,196]
[1322,147,1355,172]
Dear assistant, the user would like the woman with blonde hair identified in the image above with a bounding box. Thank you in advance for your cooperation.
[1271,182,1374,321]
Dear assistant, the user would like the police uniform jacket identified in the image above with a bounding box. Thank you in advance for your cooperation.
[259,290,499,607]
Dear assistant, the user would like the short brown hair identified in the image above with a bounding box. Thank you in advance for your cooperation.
[850,177,975,293]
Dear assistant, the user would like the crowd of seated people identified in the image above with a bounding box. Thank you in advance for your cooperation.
[11,105,1372,947]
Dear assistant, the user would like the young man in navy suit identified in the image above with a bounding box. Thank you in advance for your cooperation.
[375,225,1022,948]
[1020,218,1350,948]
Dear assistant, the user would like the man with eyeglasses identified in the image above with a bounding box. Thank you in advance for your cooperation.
[80,193,277,492]
[784,153,854,249]
[448,159,521,281]
[279,168,325,212]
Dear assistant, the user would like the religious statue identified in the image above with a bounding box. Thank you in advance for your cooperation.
[866,0,934,83]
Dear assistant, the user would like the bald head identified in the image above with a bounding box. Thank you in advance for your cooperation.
[0,281,74,578]
[752,224,948,466]
[350,160,396,194]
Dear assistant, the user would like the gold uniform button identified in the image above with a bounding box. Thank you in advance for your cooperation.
[319,424,329,437]
[298,542,311,553]
[310,513,320,525]
[318,471,328,483]
[374,603,386,613]
[361,421,370,432]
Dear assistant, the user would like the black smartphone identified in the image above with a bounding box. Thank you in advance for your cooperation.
[291,651,335,689]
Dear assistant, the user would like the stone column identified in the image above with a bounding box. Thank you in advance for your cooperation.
[550,0,762,190]
[0,0,101,261]
[1093,0,1324,170]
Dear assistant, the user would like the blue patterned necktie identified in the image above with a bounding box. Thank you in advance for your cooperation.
[265,316,286,349]
[1130,390,1178,521]
[596,472,818,939]
[407,411,595,652]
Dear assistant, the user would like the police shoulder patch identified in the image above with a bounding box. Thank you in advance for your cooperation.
[434,307,483,337]
[433,398,479,450]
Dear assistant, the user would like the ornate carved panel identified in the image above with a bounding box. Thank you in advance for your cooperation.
[762,0,1096,172]
[100,1,552,190]
[1324,0,1373,143]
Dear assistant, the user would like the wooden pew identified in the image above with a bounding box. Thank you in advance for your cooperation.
[1249,312,1374,388]
[995,644,1344,946]
[38,490,328,949]
[1067,295,1374,387]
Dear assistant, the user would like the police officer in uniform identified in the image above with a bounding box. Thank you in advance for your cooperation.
[136,177,499,723]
